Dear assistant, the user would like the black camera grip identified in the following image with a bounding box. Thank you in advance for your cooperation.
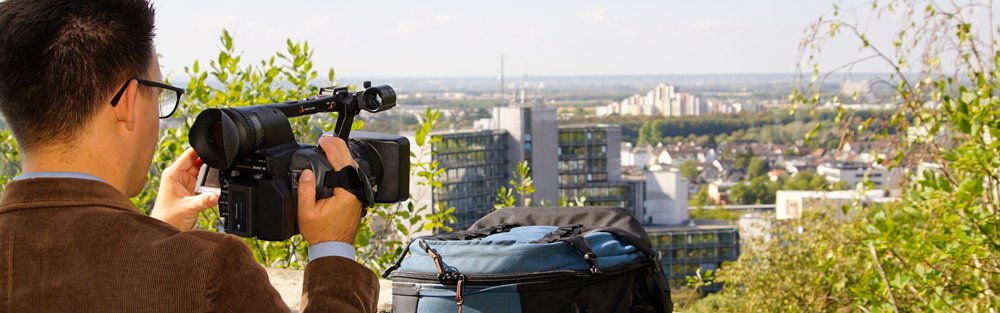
[290,147,336,200]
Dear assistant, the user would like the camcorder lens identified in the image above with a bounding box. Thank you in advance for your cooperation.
[211,121,225,150]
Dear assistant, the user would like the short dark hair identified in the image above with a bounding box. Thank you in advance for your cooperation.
[0,0,155,151]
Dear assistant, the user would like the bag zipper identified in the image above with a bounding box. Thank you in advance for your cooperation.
[390,264,648,285]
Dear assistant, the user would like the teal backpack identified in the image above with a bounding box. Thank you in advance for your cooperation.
[384,207,672,313]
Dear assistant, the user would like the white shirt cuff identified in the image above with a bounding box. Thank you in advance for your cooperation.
[308,241,357,262]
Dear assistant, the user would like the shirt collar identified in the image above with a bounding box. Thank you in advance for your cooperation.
[14,172,107,184]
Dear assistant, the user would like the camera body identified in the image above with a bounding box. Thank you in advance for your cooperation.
[189,83,409,241]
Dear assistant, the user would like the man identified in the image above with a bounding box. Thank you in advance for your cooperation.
[0,0,377,312]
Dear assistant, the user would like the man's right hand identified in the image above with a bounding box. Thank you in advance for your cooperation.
[296,136,364,245]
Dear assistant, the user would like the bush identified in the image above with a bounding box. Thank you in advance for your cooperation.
[687,0,1000,311]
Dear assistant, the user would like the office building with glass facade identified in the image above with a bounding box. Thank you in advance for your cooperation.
[429,130,510,229]
[555,124,646,214]
[647,224,741,290]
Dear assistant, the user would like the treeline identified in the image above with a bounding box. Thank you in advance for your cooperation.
[608,110,895,145]
[573,110,895,145]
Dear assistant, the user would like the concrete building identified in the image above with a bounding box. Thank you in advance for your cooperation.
[816,161,894,188]
[775,189,900,220]
[643,169,689,225]
[708,181,738,205]
[596,83,704,118]
[412,106,713,236]
[494,106,560,205]
[622,143,652,169]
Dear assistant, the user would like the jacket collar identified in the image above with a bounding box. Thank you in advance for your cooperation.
[0,177,139,214]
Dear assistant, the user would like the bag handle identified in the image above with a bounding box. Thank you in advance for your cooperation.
[532,224,586,243]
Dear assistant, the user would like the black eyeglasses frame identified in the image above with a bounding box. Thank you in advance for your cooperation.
[110,78,185,118]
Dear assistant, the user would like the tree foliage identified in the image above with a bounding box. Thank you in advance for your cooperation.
[688,1,1000,311]
[496,161,536,208]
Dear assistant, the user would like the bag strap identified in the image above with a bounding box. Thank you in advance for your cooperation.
[425,223,519,241]
[416,240,468,313]
[532,224,586,243]
[563,235,602,274]
[381,223,518,278]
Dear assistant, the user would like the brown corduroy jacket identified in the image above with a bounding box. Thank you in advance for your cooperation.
[0,177,379,312]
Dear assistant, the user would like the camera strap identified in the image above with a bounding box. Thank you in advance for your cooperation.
[321,166,374,208]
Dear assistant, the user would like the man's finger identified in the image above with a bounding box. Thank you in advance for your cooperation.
[185,157,204,178]
[318,136,351,170]
[333,137,353,166]
[172,148,200,171]
[297,169,317,216]
[180,193,218,212]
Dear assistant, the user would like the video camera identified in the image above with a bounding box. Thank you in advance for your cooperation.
[189,82,409,241]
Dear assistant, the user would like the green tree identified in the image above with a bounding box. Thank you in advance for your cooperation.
[679,159,702,182]
[782,171,831,191]
[746,157,769,179]
[496,161,535,208]
[689,186,711,208]
[637,120,664,146]
[688,0,1000,311]
[689,206,740,221]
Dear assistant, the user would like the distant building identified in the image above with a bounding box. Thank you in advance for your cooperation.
[643,169,689,225]
[413,106,655,228]
[557,124,621,187]
[647,222,741,290]
[621,142,653,169]
[557,124,647,216]
[816,161,894,188]
[408,107,741,289]
[407,129,511,229]
[494,106,560,205]
[596,83,705,117]
[840,79,872,97]
[775,189,899,220]
[708,181,738,205]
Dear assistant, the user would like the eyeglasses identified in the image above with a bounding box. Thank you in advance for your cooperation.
[110,78,185,118]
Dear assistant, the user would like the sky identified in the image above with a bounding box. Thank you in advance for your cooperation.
[153,1,896,78]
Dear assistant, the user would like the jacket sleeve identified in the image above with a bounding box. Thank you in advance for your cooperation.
[203,235,291,313]
[300,256,380,313]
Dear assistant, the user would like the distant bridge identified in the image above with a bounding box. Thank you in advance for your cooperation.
[688,204,776,211]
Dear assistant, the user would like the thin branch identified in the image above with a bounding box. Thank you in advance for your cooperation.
[869,242,901,313]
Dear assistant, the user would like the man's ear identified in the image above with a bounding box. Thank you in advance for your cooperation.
[111,80,138,131]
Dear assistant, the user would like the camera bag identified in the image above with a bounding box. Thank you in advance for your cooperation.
[383,207,672,313]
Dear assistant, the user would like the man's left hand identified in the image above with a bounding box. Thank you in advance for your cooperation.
[151,148,219,230]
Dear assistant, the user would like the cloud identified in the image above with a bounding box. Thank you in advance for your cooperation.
[578,7,610,23]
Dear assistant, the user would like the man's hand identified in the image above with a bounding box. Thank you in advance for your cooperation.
[151,148,219,230]
[297,136,364,245]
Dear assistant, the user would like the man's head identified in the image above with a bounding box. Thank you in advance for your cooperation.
[0,0,160,196]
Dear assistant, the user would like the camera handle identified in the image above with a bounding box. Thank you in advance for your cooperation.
[290,148,336,200]
[289,146,375,209]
